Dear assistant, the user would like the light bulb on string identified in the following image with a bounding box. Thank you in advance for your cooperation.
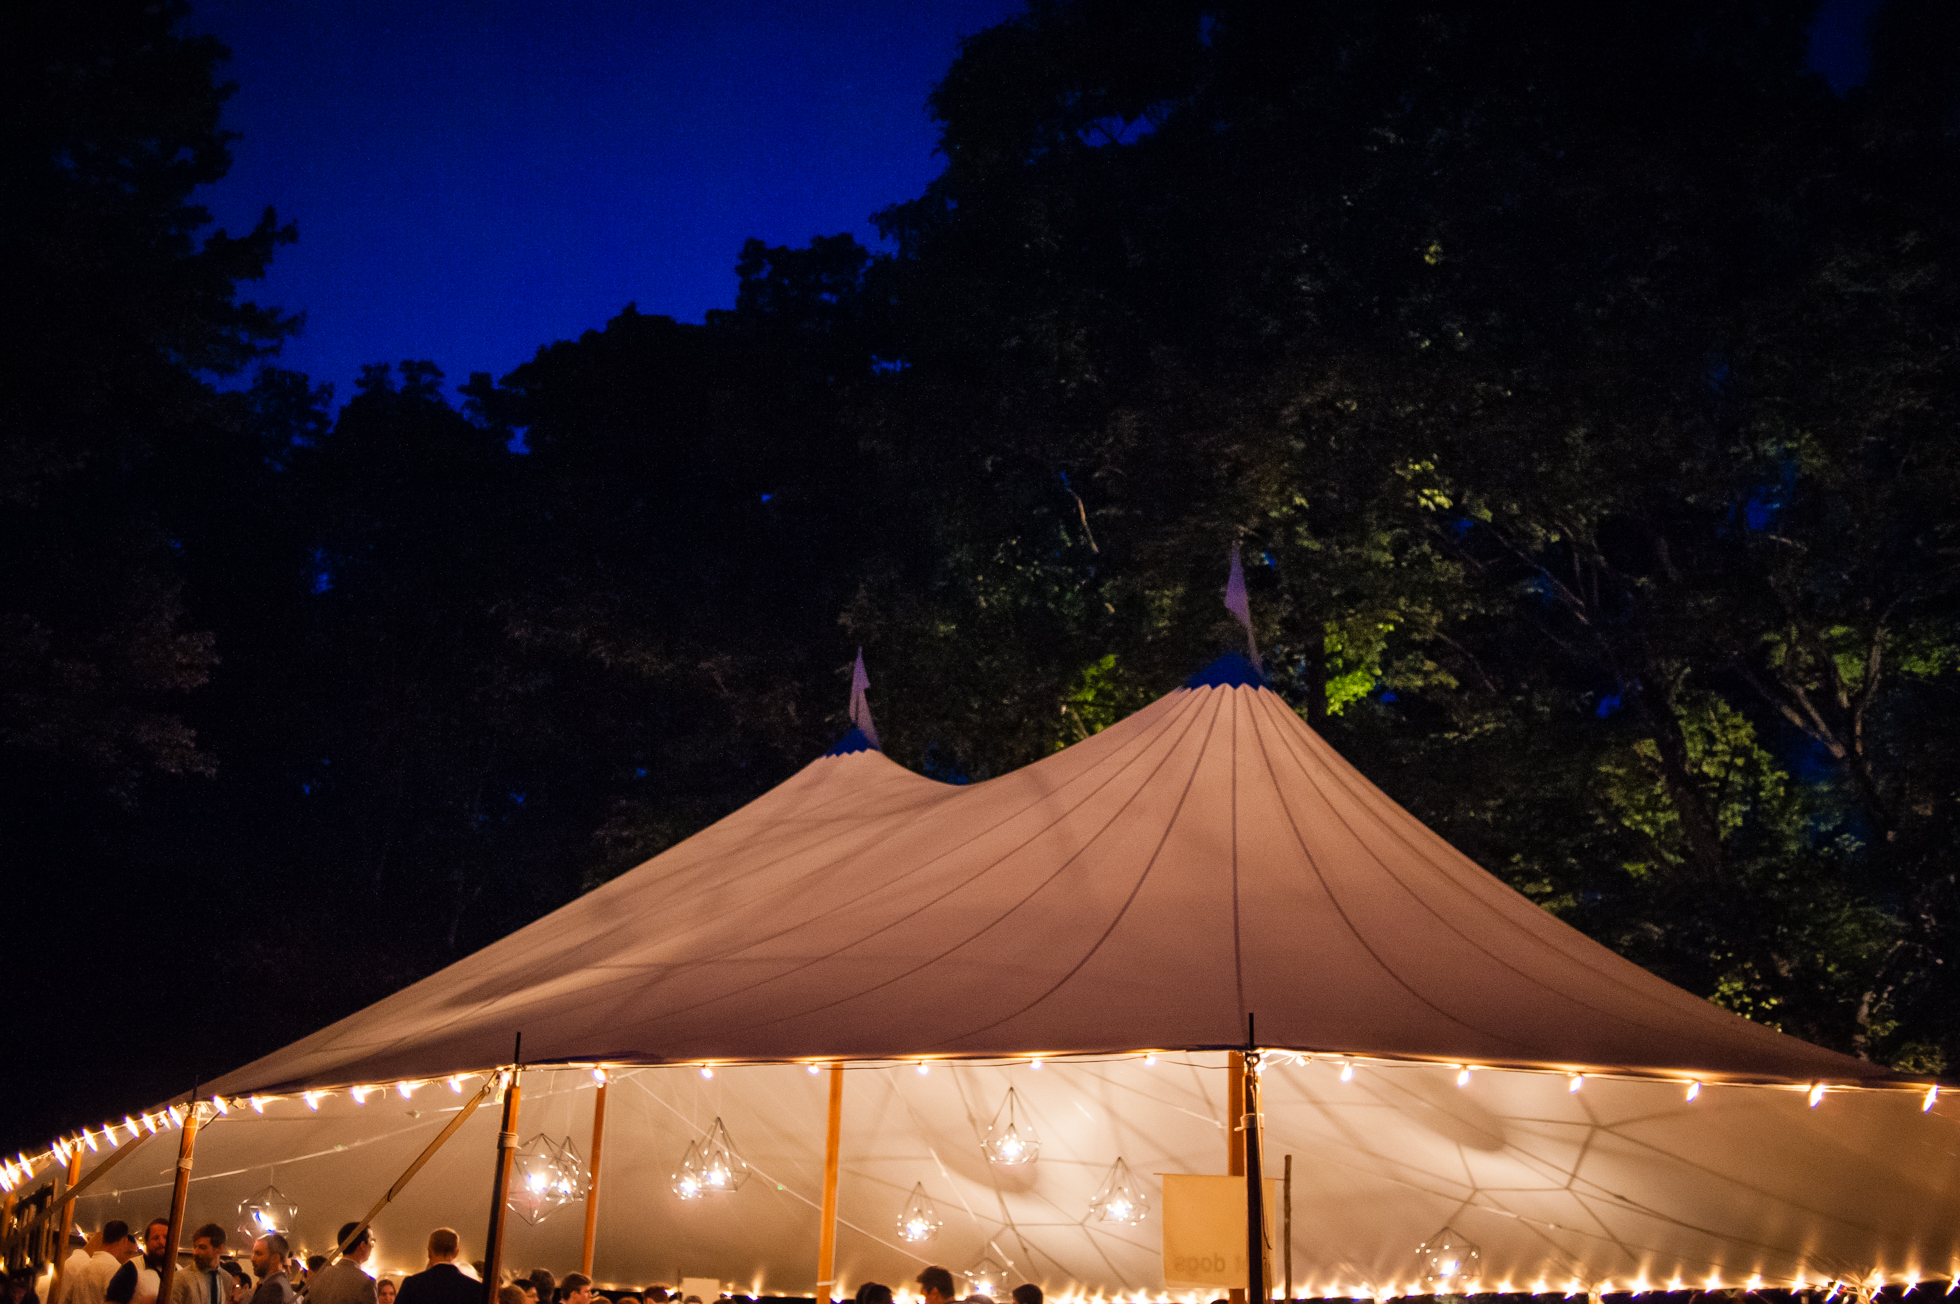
[1340,1062,1355,1083]
[1455,1067,1471,1087]
[592,1067,608,1084]
[81,1131,97,1154]
[1686,1081,1700,1102]
[303,1093,321,1111]
[699,1066,714,1080]
[1029,1058,1042,1071]
[1925,1085,1940,1112]
[351,1087,371,1104]
[1568,1074,1584,1093]
[250,1097,266,1114]
[449,1076,465,1093]
[1808,1082,1827,1108]
[1143,1053,1157,1067]
[916,1061,930,1075]
[807,1064,821,1075]
[397,1081,416,1099]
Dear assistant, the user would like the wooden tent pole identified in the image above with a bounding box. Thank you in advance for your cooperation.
[156,1102,204,1304]
[1227,1052,1246,1304]
[52,1128,151,1212]
[815,1067,844,1303]
[482,1043,523,1304]
[1282,1154,1293,1303]
[334,1076,502,1263]
[49,1148,83,1301]
[1244,1051,1267,1304]
[578,1077,609,1277]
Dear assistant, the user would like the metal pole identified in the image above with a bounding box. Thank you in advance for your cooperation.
[1282,1154,1292,1303]
[815,1067,845,1303]
[578,1077,609,1277]
[156,1102,204,1304]
[1227,1051,1246,1304]
[484,1035,525,1302]
[1245,1053,1267,1304]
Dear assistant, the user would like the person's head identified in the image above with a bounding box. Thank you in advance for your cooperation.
[9,1269,33,1302]
[916,1270,956,1304]
[855,1286,892,1304]
[306,1257,326,1279]
[424,1229,458,1266]
[562,1274,593,1304]
[499,1288,527,1304]
[336,1223,372,1265]
[143,1220,171,1261]
[1011,1287,1042,1304]
[528,1273,555,1299]
[192,1226,226,1273]
[376,1282,397,1304]
[520,1287,538,1304]
[102,1222,135,1261]
[251,1235,289,1279]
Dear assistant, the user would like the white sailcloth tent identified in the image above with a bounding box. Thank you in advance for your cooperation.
[51,654,1960,1296]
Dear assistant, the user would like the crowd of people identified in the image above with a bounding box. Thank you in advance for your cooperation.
[19,1221,1046,1304]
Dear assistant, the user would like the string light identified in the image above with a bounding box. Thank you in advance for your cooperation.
[168,1104,184,1125]
[699,1066,715,1080]
[397,1081,416,1099]
[592,1068,608,1084]
[1925,1085,1940,1112]
[1568,1074,1584,1092]
[1456,1067,1472,1087]
[1029,1058,1043,1071]
[212,1096,229,1115]
[1809,1082,1827,1108]
[303,1092,322,1110]
[1686,1081,1700,1102]
[250,1097,267,1114]
[1144,1053,1157,1066]
[449,1076,465,1093]
[82,1130,98,1153]
[1340,1062,1355,1083]
[916,1061,930,1075]
[142,1113,157,1134]
[807,1063,822,1075]
[352,1086,372,1103]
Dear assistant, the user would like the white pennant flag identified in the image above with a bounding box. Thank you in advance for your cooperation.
[848,647,881,750]
[1225,546,1259,663]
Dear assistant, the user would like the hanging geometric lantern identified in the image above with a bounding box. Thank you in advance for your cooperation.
[1414,1228,1481,1293]
[235,1185,299,1243]
[981,1089,1039,1165]
[507,1134,589,1225]
[1087,1158,1148,1225]
[896,1183,943,1243]
[671,1117,750,1199]
[964,1258,1007,1299]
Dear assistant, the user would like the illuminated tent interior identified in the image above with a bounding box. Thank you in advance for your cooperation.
[28,653,1959,1297]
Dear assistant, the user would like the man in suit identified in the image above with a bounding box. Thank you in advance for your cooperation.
[299,1228,376,1304]
[391,1232,475,1304]
[169,1226,231,1304]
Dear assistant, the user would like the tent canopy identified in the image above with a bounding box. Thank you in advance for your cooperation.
[211,658,1895,1096]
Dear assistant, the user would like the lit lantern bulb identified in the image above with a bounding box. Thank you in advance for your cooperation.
[1808,1082,1826,1108]
[1686,1081,1700,1102]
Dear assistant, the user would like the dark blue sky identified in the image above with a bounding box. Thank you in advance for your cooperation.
[187,0,1884,402]
[188,0,1020,399]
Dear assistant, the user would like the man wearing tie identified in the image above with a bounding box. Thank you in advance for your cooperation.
[167,1228,230,1304]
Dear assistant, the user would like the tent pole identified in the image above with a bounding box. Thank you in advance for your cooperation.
[482,1060,523,1304]
[48,1148,82,1302]
[1282,1154,1292,1302]
[1227,1052,1246,1304]
[815,1066,844,1304]
[156,1101,204,1304]
[1244,1053,1267,1304]
[334,1076,502,1263]
[579,1077,609,1277]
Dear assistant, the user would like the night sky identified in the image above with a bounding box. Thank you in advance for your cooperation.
[186,0,1884,403]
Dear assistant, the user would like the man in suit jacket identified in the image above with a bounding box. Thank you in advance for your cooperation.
[169,1226,232,1304]
[300,1228,376,1304]
[392,1232,475,1304]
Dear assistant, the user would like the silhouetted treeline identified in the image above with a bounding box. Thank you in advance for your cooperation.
[7,0,1960,1149]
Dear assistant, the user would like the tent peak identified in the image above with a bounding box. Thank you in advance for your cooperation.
[1187,649,1265,689]
[821,725,879,757]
